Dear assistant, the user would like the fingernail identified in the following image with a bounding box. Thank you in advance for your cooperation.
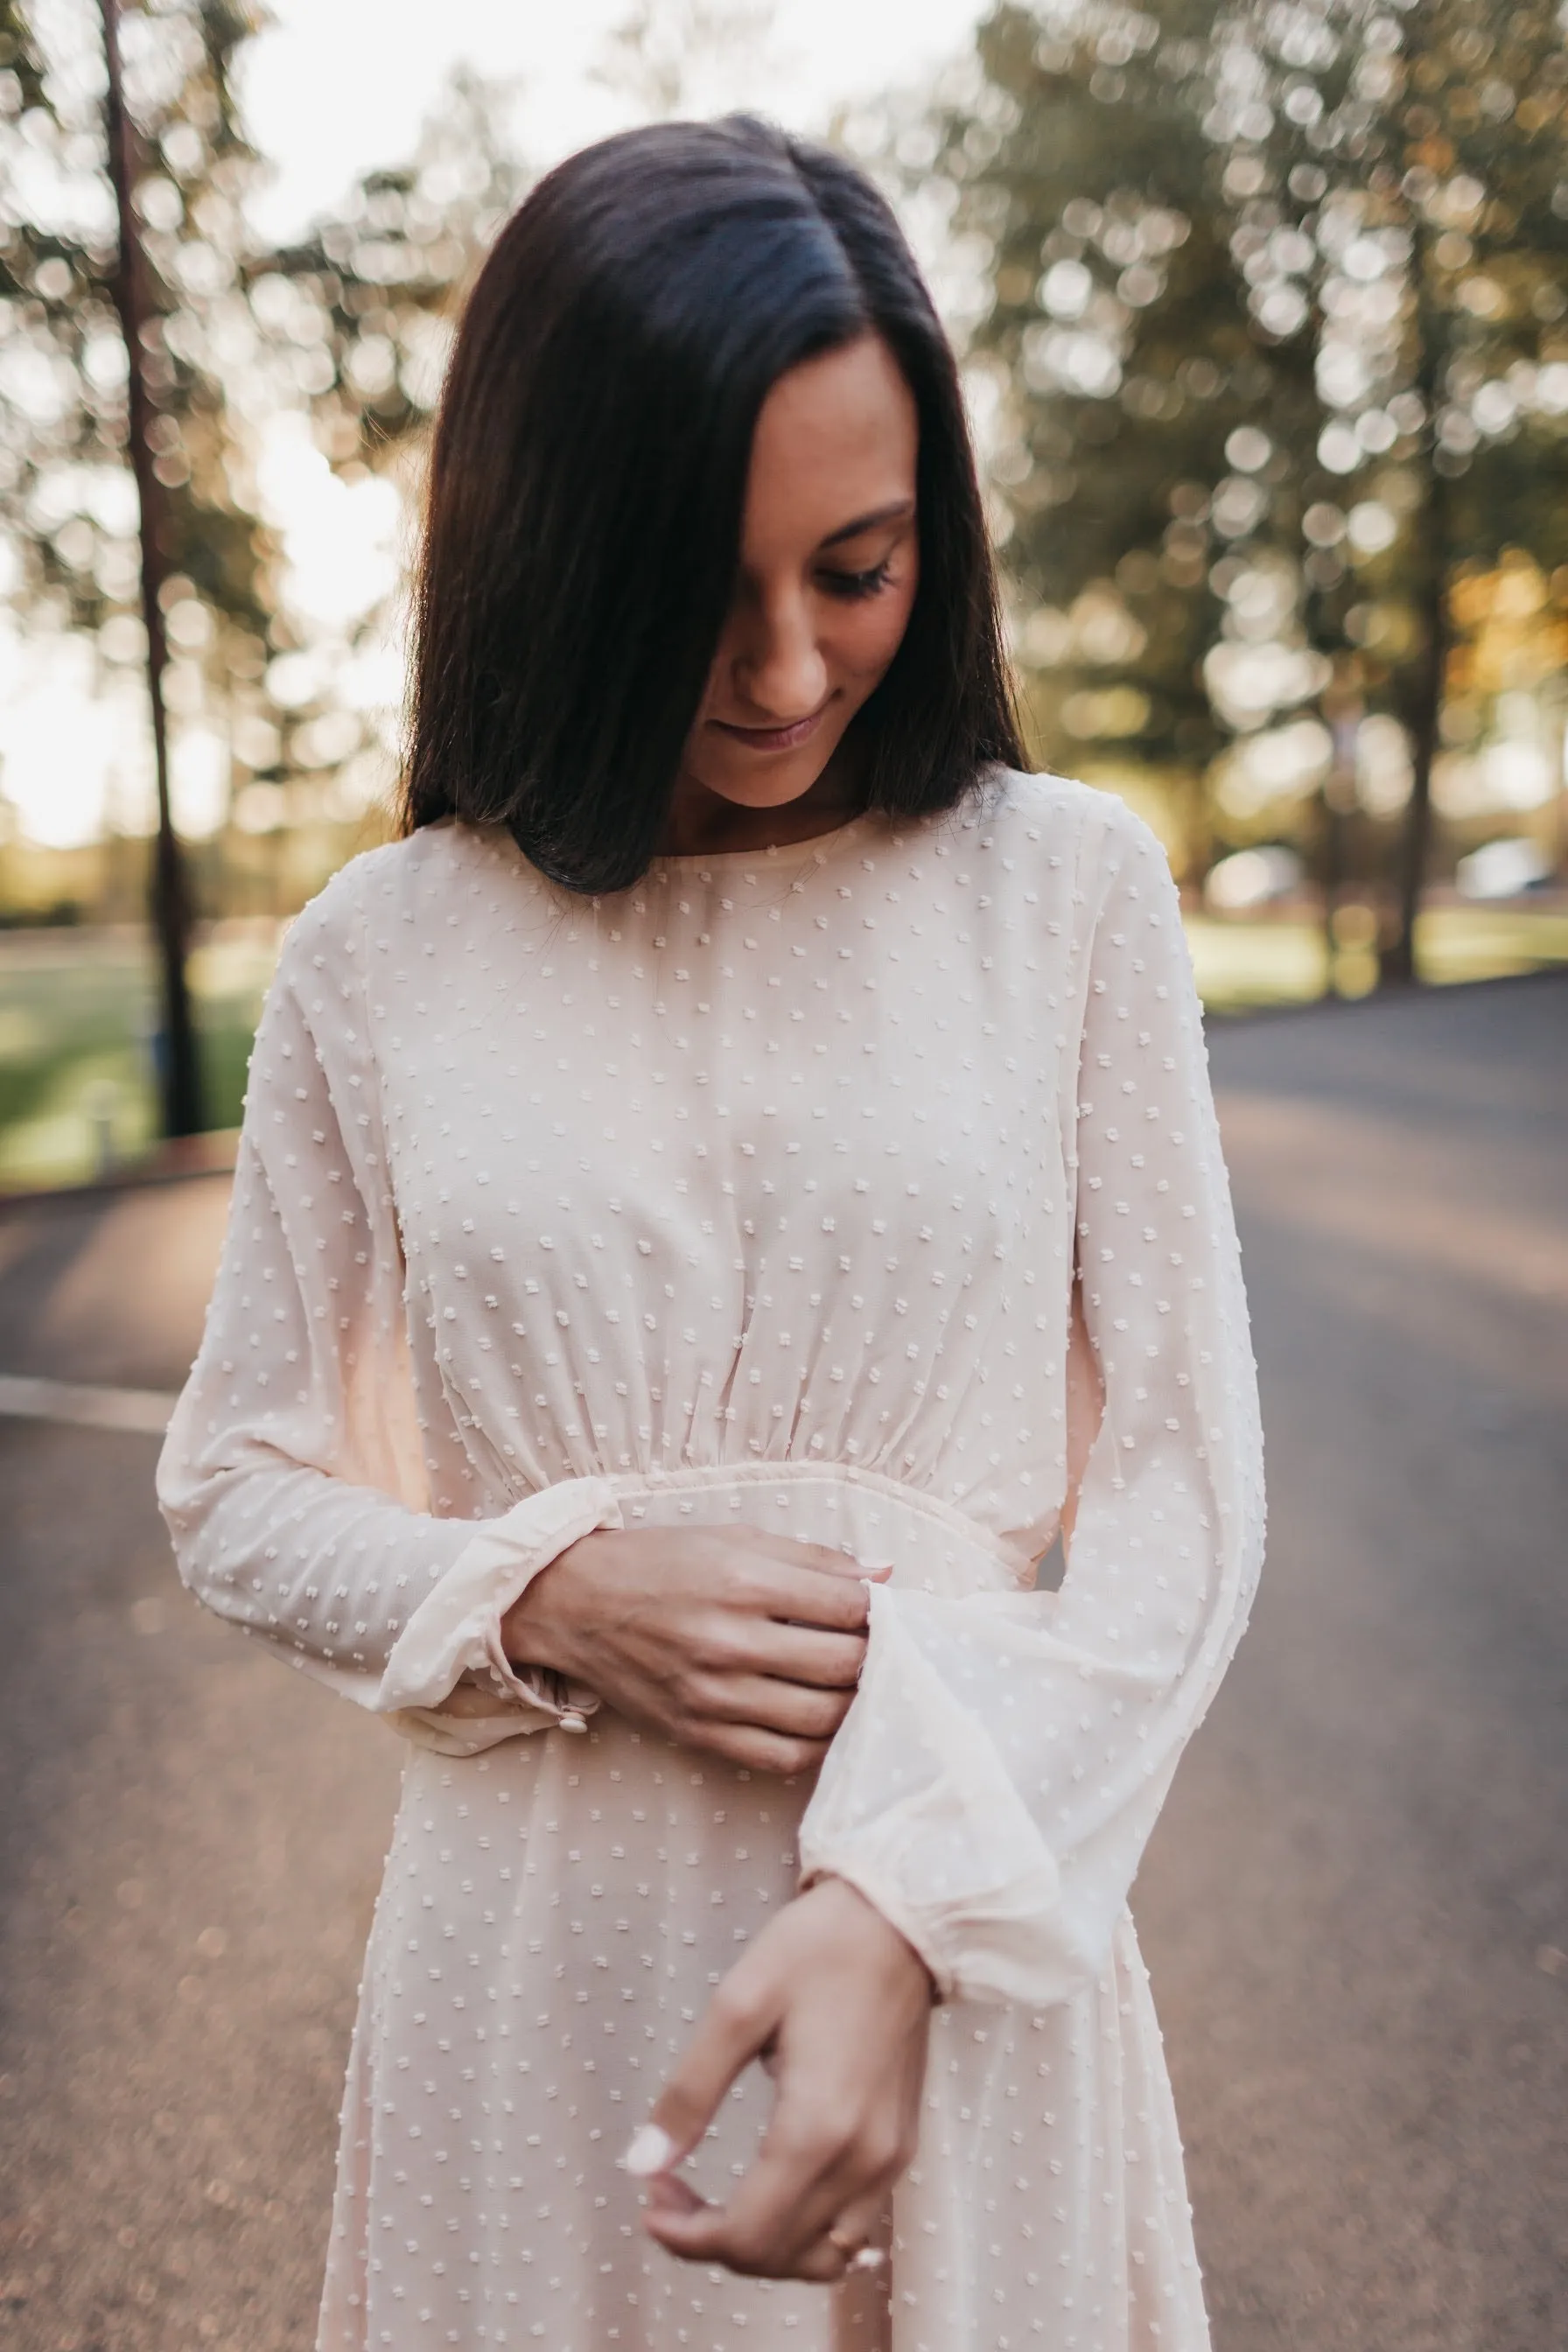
[621,2123,678,2177]
[858,1558,895,1581]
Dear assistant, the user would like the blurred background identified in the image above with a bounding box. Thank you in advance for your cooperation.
[0,0,1561,1184]
[0,9,1564,2352]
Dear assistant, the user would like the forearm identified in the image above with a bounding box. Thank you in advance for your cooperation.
[159,1398,624,1725]
[159,1445,473,1680]
[796,808,1264,2009]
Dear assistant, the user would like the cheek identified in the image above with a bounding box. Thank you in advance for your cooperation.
[830,584,919,689]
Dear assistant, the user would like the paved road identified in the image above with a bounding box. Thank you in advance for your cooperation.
[0,974,1564,2352]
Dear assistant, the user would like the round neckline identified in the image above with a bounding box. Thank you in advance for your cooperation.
[647,808,874,871]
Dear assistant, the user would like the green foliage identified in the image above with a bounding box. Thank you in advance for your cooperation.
[0,2,274,658]
[0,921,268,1184]
[922,0,1568,862]
[257,71,528,474]
[214,72,528,828]
[0,8,527,850]
[1235,0,1568,705]
[926,4,1332,804]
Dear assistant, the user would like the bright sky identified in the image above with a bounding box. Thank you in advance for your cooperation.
[2,0,988,850]
[238,0,986,244]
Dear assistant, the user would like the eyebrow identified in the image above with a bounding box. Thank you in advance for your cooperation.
[817,498,916,550]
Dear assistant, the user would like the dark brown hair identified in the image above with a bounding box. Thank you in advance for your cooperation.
[402,115,1023,892]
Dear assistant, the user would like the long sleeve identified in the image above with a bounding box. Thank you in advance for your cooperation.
[155,868,622,1757]
[798,799,1265,2007]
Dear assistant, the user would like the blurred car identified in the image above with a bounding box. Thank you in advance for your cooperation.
[1203,844,1306,913]
[1454,836,1555,900]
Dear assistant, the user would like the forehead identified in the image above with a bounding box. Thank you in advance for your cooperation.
[743,334,917,542]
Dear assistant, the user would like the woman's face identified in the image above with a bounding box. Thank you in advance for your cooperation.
[672,332,920,839]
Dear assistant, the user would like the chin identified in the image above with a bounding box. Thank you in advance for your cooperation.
[698,765,826,811]
[687,724,859,814]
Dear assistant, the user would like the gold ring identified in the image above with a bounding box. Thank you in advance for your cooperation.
[827,2227,886,2274]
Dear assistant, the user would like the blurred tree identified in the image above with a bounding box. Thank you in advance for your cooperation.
[0,10,531,897]
[1248,0,1568,972]
[236,2,779,848]
[926,0,1567,944]
[258,70,526,474]
[922,2,1332,876]
[0,1,273,691]
[0,0,273,1134]
[100,0,209,1137]
[597,0,777,120]
[222,72,530,852]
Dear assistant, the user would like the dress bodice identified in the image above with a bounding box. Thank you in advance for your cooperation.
[367,787,1082,1552]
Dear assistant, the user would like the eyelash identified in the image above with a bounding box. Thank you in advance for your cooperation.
[820,560,895,601]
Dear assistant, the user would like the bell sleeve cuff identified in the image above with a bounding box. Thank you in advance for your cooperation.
[377,1475,625,1733]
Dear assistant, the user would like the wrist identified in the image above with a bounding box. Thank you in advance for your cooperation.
[803,1872,940,2008]
[500,1530,605,1680]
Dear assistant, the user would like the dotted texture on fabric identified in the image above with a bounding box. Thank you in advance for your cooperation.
[158,770,1265,2352]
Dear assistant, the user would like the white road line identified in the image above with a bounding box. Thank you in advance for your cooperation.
[0,1373,178,1436]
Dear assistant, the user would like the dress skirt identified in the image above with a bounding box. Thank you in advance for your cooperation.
[316,1464,1210,2352]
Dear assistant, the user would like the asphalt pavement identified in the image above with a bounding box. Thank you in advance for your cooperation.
[0,971,1564,2352]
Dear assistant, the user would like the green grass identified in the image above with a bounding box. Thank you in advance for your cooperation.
[1,902,1564,1190]
[0,927,276,1190]
[1186,915,1329,1012]
[1417,901,1568,986]
[1189,900,1568,1015]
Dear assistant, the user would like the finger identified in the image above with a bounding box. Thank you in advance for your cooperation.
[640,2169,828,2273]
[774,2237,848,2285]
[723,1547,890,1633]
[734,2188,887,2288]
[641,2171,707,2219]
[710,1620,870,1690]
[646,2127,851,2277]
[685,1672,854,1742]
[707,2049,911,2278]
[646,2188,848,2283]
[632,1961,780,2175]
[636,2162,867,2285]
[688,1615,867,1690]
[806,1547,895,1583]
[688,1721,834,1778]
[651,2043,885,2277]
[744,1536,892,1582]
[747,1563,878,1634]
[820,2186,887,2268]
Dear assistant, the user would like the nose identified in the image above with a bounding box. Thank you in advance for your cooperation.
[731,585,829,723]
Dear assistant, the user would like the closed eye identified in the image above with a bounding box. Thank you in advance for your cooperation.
[819,560,895,601]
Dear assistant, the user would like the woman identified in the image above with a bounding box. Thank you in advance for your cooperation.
[158,116,1264,2351]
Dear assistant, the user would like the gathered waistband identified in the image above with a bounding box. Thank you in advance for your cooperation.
[596,1456,1038,1597]
[389,1457,1044,1754]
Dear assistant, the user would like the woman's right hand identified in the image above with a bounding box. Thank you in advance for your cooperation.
[500,1529,885,1774]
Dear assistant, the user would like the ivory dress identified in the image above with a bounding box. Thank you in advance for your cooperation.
[158,767,1264,2352]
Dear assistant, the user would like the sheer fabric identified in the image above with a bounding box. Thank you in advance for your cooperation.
[158,771,1264,2351]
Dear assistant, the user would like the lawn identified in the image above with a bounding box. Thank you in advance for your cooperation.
[1188,898,1568,1012]
[0,923,278,1191]
[1,900,1564,1190]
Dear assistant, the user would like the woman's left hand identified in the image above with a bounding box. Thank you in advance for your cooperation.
[625,1876,934,2281]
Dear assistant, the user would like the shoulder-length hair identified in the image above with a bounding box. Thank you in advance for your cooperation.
[402,115,1022,894]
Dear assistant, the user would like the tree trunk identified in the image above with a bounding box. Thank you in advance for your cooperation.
[1382,214,1446,986]
[99,0,204,1138]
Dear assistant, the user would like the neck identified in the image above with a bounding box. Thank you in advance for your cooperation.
[657,749,862,859]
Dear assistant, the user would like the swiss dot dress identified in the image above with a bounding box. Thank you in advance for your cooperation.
[158,767,1265,2352]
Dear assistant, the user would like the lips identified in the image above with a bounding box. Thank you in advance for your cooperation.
[710,699,831,752]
